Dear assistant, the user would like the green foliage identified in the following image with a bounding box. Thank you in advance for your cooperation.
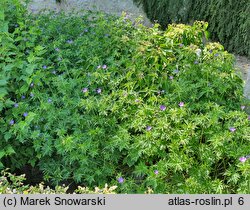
[134,0,193,28]
[0,169,117,194]
[0,0,29,33]
[134,0,250,57]
[0,0,41,170]
[1,0,250,194]
[190,0,250,57]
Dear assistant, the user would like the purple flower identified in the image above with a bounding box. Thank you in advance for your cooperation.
[21,95,26,99]
[239,157,247,163]
[102,65,107,69]
[55,48,60,51]
[229,127,236,132]
[67,39,73,44]
[160,105,166,111]
[169,76,174,80]
[173,69,179,74]
[154,170,159,175]
[42,65,47,69]
[135,99,140,103]
[194,60,199,64]
[23,112,28,117]
[179,102,184,107]
[97,88,102,94]
[9,119,15,125]
[215,53,219,57]
[179,43,184,47]
[14,103,19,108]
[48,98,52,103]
[82,88,88,93]
[84,29,89,33]
[241,105,246,110]
[146,126,152,131]
[209,49,213,53]
[117,177,124,183]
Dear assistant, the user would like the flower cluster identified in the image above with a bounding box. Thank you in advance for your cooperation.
[81,87,102,94]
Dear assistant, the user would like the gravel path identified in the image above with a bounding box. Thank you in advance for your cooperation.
[26,0,250,99]
[234,55,250,100]
[27,0,151,26]
[234,55,250,81]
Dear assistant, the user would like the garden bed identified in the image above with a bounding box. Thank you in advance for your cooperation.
[1,0,250,194]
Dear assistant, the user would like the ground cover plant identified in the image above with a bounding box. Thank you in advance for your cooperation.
[0,169,118,194]
[1,0,250,193]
